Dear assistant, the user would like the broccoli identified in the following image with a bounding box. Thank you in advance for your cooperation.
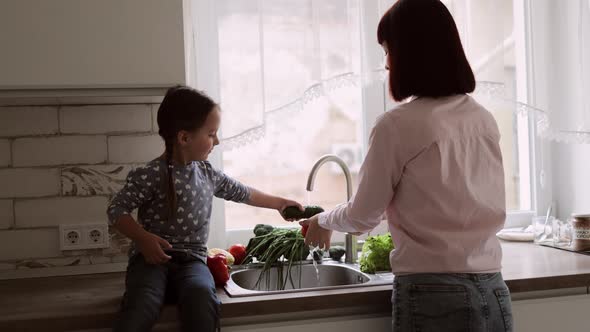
[359,233,394,274]
[328,246,346,261]
[253,224,274,236]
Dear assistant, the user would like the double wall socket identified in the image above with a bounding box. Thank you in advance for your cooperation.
[59,223,110,251]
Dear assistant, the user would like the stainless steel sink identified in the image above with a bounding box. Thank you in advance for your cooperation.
[224,260,393,297]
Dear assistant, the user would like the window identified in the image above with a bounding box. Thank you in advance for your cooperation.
[189,0,540,246]
[217,0,366,231]
[446,0,532,211]
[442,0,539,226]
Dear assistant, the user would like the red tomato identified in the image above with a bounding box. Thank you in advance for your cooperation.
[228,244,247,265]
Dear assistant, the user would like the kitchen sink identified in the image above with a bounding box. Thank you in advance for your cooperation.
[224,260,393,297]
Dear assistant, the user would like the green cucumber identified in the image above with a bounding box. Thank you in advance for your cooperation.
[283,205,325,220]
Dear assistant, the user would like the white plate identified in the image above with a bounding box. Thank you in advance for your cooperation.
[496,226,534,242]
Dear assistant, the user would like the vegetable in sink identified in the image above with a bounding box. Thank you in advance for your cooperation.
[245,227,310,264]
[242,205,326,291]
[243,226,311,290]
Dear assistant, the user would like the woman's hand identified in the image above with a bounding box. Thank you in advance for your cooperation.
[299,215,333,250]
[278,198,304,221]
[136,231,172,265]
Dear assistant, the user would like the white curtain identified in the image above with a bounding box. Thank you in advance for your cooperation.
[521,0,590,143]
[542,0,590,142]
[212,0,391,150]
[210,0,535,148]
[200,0,534,213]
[191,0,590,147]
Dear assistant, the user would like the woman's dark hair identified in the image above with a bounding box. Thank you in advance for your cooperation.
[157,85,217,221]
[377,0,475,102]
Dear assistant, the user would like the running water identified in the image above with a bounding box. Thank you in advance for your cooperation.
[309,245,321,286]
[305,193,320,285]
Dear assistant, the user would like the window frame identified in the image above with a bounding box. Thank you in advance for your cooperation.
[189,0,545,248]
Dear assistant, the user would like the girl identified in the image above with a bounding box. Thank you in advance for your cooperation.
[301,1,513,331]
[107,85,302,332]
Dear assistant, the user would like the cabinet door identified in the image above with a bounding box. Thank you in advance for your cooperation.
[221,315,392,332]
[0,0,185,89]
[513,294,590,331]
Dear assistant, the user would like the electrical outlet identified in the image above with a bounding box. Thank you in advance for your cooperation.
[89,229,102,243]
[85,224,109,248]
[60,223,110,251]
[65,230,81,246]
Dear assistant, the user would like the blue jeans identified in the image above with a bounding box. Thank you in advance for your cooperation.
[113,254,220,332]
[392,273,513,332]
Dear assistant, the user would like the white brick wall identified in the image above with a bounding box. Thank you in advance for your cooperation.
[0,263,16,271]
[60,104,152,134]
[0,229,61,260]
[0,139,9,167]
[15,196,109,228]
[61,164,134,196]
[108,134,162,163]
[89,256,111,264]
[13,136,107,167]
[0,106,58,137]
[0,102,164,272]
[0,200,13,230]
[0,168,60,198]
[24,256,91,268]
[152,104,159,132]
[111,255,130,263]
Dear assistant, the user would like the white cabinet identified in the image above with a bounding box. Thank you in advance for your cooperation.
[513,291,590,332]
[0,0,186,90]
[214,289,590,332]
[221,314,391,332]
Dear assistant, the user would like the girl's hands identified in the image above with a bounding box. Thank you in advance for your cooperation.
[299,215,333,250]
[278,198,304,221]
[245,189,303,221]
[136,231,172,265]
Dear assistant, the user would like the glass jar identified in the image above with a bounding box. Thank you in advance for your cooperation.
[571,214,590,251]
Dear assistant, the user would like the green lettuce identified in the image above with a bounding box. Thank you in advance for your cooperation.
[359,233,394,274]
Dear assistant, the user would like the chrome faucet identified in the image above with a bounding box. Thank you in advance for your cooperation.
[306,154,358,264]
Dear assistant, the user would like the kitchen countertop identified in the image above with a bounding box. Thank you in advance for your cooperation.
[2,241,590,331]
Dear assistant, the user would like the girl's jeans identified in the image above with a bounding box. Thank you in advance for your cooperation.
[113,253,220,332]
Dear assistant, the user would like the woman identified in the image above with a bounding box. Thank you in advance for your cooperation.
[301,0,513,331]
